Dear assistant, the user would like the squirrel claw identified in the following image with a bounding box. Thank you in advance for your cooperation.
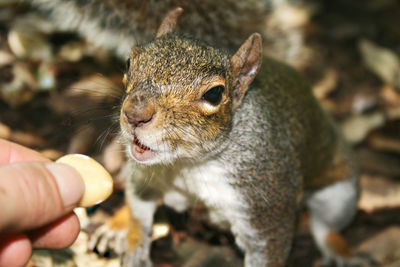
[88,223,128,256]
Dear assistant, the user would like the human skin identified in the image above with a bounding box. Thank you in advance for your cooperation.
[0,139,84,267]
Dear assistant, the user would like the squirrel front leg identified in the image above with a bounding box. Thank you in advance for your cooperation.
[229,186,299,267]
[122,171,160,267]
[122,195,157,267]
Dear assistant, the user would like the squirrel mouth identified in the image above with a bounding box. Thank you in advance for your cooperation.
[133,135,151,153]
[130,134,154,162]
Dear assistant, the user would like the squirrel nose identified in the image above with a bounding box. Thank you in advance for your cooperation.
[123,104,155,128]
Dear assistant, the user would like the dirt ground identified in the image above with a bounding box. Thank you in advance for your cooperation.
[0,0,400,266]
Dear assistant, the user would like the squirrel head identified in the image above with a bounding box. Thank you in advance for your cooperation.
[120,8,262,165]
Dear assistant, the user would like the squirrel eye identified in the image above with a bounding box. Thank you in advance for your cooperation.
[126,58,130,69]
[202,85,225,106]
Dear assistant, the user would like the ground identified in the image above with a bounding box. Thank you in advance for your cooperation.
[0,0,400,266]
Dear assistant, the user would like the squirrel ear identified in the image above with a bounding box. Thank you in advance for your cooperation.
[230,33,262,109]
[156,7,184,38]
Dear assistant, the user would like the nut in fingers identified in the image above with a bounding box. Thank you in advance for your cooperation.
[56,154,113,207]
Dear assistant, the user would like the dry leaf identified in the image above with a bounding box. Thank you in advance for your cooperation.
[152,223,170,241]
[10,131,45,147]
[379,85,400,120]
[357,226,400,264]
[0,122,11,139]
[58,41,86,62]
[40,149,64,160]
[0,50,15,67]
[367,132,400,154]
[380,84,400,104]
[268,3,312,29]
[8,27,51,60]
[358,174,400,212]
[359,39,400,89]
[0,62,38,107]
[341,112,385,144]
[312,69,338,100]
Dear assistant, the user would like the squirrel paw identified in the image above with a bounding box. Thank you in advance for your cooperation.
[88,204,131,255]
[88,223,128,255]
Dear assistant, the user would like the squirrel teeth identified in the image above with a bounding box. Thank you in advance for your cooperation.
[134,135,151,154]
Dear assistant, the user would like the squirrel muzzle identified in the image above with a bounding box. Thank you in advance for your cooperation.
[122,95,155,129]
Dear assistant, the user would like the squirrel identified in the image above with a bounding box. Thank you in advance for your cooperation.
[115,8,363,267]
[29,0,307,66]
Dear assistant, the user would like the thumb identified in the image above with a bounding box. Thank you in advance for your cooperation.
[0,162,84,232]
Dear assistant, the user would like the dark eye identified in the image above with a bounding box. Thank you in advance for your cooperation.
[126,58,130,69]
[202,85,225,106]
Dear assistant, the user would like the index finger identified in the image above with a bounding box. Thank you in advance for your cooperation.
[0,139,49,165]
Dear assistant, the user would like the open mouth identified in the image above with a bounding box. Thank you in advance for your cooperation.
[134,135,151,153]
[130,134,154,162]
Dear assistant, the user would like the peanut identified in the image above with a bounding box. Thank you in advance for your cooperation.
[56,154,113,207]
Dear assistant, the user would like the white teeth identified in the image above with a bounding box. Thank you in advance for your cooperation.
[133,135,151,151]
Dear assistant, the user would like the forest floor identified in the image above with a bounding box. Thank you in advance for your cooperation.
[0,0,400,266]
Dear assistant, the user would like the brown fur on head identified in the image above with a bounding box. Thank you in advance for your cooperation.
[120,8,262,164]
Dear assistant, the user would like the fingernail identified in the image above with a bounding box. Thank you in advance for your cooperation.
[45,163,84,207]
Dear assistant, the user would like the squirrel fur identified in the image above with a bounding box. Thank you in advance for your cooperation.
[29,0,306,65]
[115,8,362,267]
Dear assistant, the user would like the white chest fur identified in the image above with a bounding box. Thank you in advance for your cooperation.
[166,160,263,250]
[132,159,261,251]
[160,160,245,215]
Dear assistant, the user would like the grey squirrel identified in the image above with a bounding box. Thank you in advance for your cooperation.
[115,8,363,267]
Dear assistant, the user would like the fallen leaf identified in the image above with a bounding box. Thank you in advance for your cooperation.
[10,131,46,147]
[0,50,15,67]
[152,223,171,241]
[341,112,385,144]
[379,85,400,120]
[58,41,86,62]
[367,132,400,154]
[312,69,338,100]
[39,149,64,161]
[357,226,400,264]
[359,39,400,90]
[0,122,11,139]
[0,62,38,107]
[268,3,313,29]
[358,174,400,212]
[8,26,52,61]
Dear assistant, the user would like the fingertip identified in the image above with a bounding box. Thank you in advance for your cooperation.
[30,212,81,249]
[45,163,85,208]
[0,234,32,267]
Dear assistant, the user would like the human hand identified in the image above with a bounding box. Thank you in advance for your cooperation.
[0,139,84,267]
